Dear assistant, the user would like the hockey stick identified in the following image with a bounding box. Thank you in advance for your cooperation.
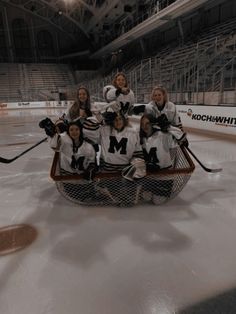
[0,137,48,164]
[167,126,222,173]
[185,146,222,173]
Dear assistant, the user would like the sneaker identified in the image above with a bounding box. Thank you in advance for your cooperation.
[152,195,167,205]
[142,191,152,201]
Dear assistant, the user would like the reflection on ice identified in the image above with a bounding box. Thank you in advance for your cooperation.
[0,109,236,314]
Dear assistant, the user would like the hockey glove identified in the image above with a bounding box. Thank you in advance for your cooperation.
[107,101,121,113]
[39,117,56,137]
[132,105,146,115]
[178,134,189,148]
[156,114,171,133]
[102,111,117,126]
[115,88,122,97]
[146,163,161,172]
[182,138,189,147]
[122,158,146,181]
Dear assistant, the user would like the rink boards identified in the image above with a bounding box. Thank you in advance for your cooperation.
[1,100,236,136]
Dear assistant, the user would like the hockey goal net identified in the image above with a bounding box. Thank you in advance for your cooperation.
[50,146,195,207]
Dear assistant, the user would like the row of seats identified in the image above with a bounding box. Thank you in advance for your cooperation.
[79,18,236,103]
[0,63,76,102]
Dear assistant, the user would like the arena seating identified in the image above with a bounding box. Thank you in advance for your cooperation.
[79,17,236,104]
[0,63,76,102]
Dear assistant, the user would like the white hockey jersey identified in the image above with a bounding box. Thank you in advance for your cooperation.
[142,126,184,169]
[103,85,135,116]
[50,133,96,174]
[82,116,101,144]
[61,102,78,122]
[99,123,143,172]
[145,100,183,129]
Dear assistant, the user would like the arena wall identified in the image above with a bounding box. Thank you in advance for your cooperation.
[1,100,236,136]
[92,101,236,136]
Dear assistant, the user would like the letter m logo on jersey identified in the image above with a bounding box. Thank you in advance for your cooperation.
[75,156,85,170]
[108,136,128,154]
[143,147,159,164]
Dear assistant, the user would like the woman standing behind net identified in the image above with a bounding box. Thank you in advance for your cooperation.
[103,72,135,117]
[65,86,92,122]
[61,86,100,142]
[145,86,183,130]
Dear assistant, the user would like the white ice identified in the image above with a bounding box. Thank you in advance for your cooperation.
[0,109,236,314]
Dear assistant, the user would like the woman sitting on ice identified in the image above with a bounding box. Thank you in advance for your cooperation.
[39,117,97,180]
[139,113,187,204]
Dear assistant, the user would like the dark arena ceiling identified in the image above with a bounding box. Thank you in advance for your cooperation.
[0,0,230,64]
[1,0,145,57]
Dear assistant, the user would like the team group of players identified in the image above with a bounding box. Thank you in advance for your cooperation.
[39,72,188,186]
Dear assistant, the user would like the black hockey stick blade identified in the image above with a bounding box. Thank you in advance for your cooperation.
[0,137,48,164]
[186,146,222,173]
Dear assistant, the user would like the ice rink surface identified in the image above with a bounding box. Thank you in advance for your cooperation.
[0,109,236,314]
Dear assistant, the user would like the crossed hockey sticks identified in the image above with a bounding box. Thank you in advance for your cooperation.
[0,137,48,164]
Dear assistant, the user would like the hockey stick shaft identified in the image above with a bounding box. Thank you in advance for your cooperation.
[185,146,222,173]
[167,126,222,173]
[0,137,48,164]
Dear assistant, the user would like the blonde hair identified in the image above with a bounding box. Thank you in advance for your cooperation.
[112,72,128,88]
[151,86,168,103]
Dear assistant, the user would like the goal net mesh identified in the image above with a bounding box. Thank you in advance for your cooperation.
[50,146,195,207]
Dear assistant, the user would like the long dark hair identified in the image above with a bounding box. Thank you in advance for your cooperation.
[69,86,92,120]
[67,121,84,153]
[77,86,91,110]
[139,114,157,144]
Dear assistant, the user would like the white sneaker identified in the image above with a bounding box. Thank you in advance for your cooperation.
[152,195,167,205]
[142,191,152,201]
